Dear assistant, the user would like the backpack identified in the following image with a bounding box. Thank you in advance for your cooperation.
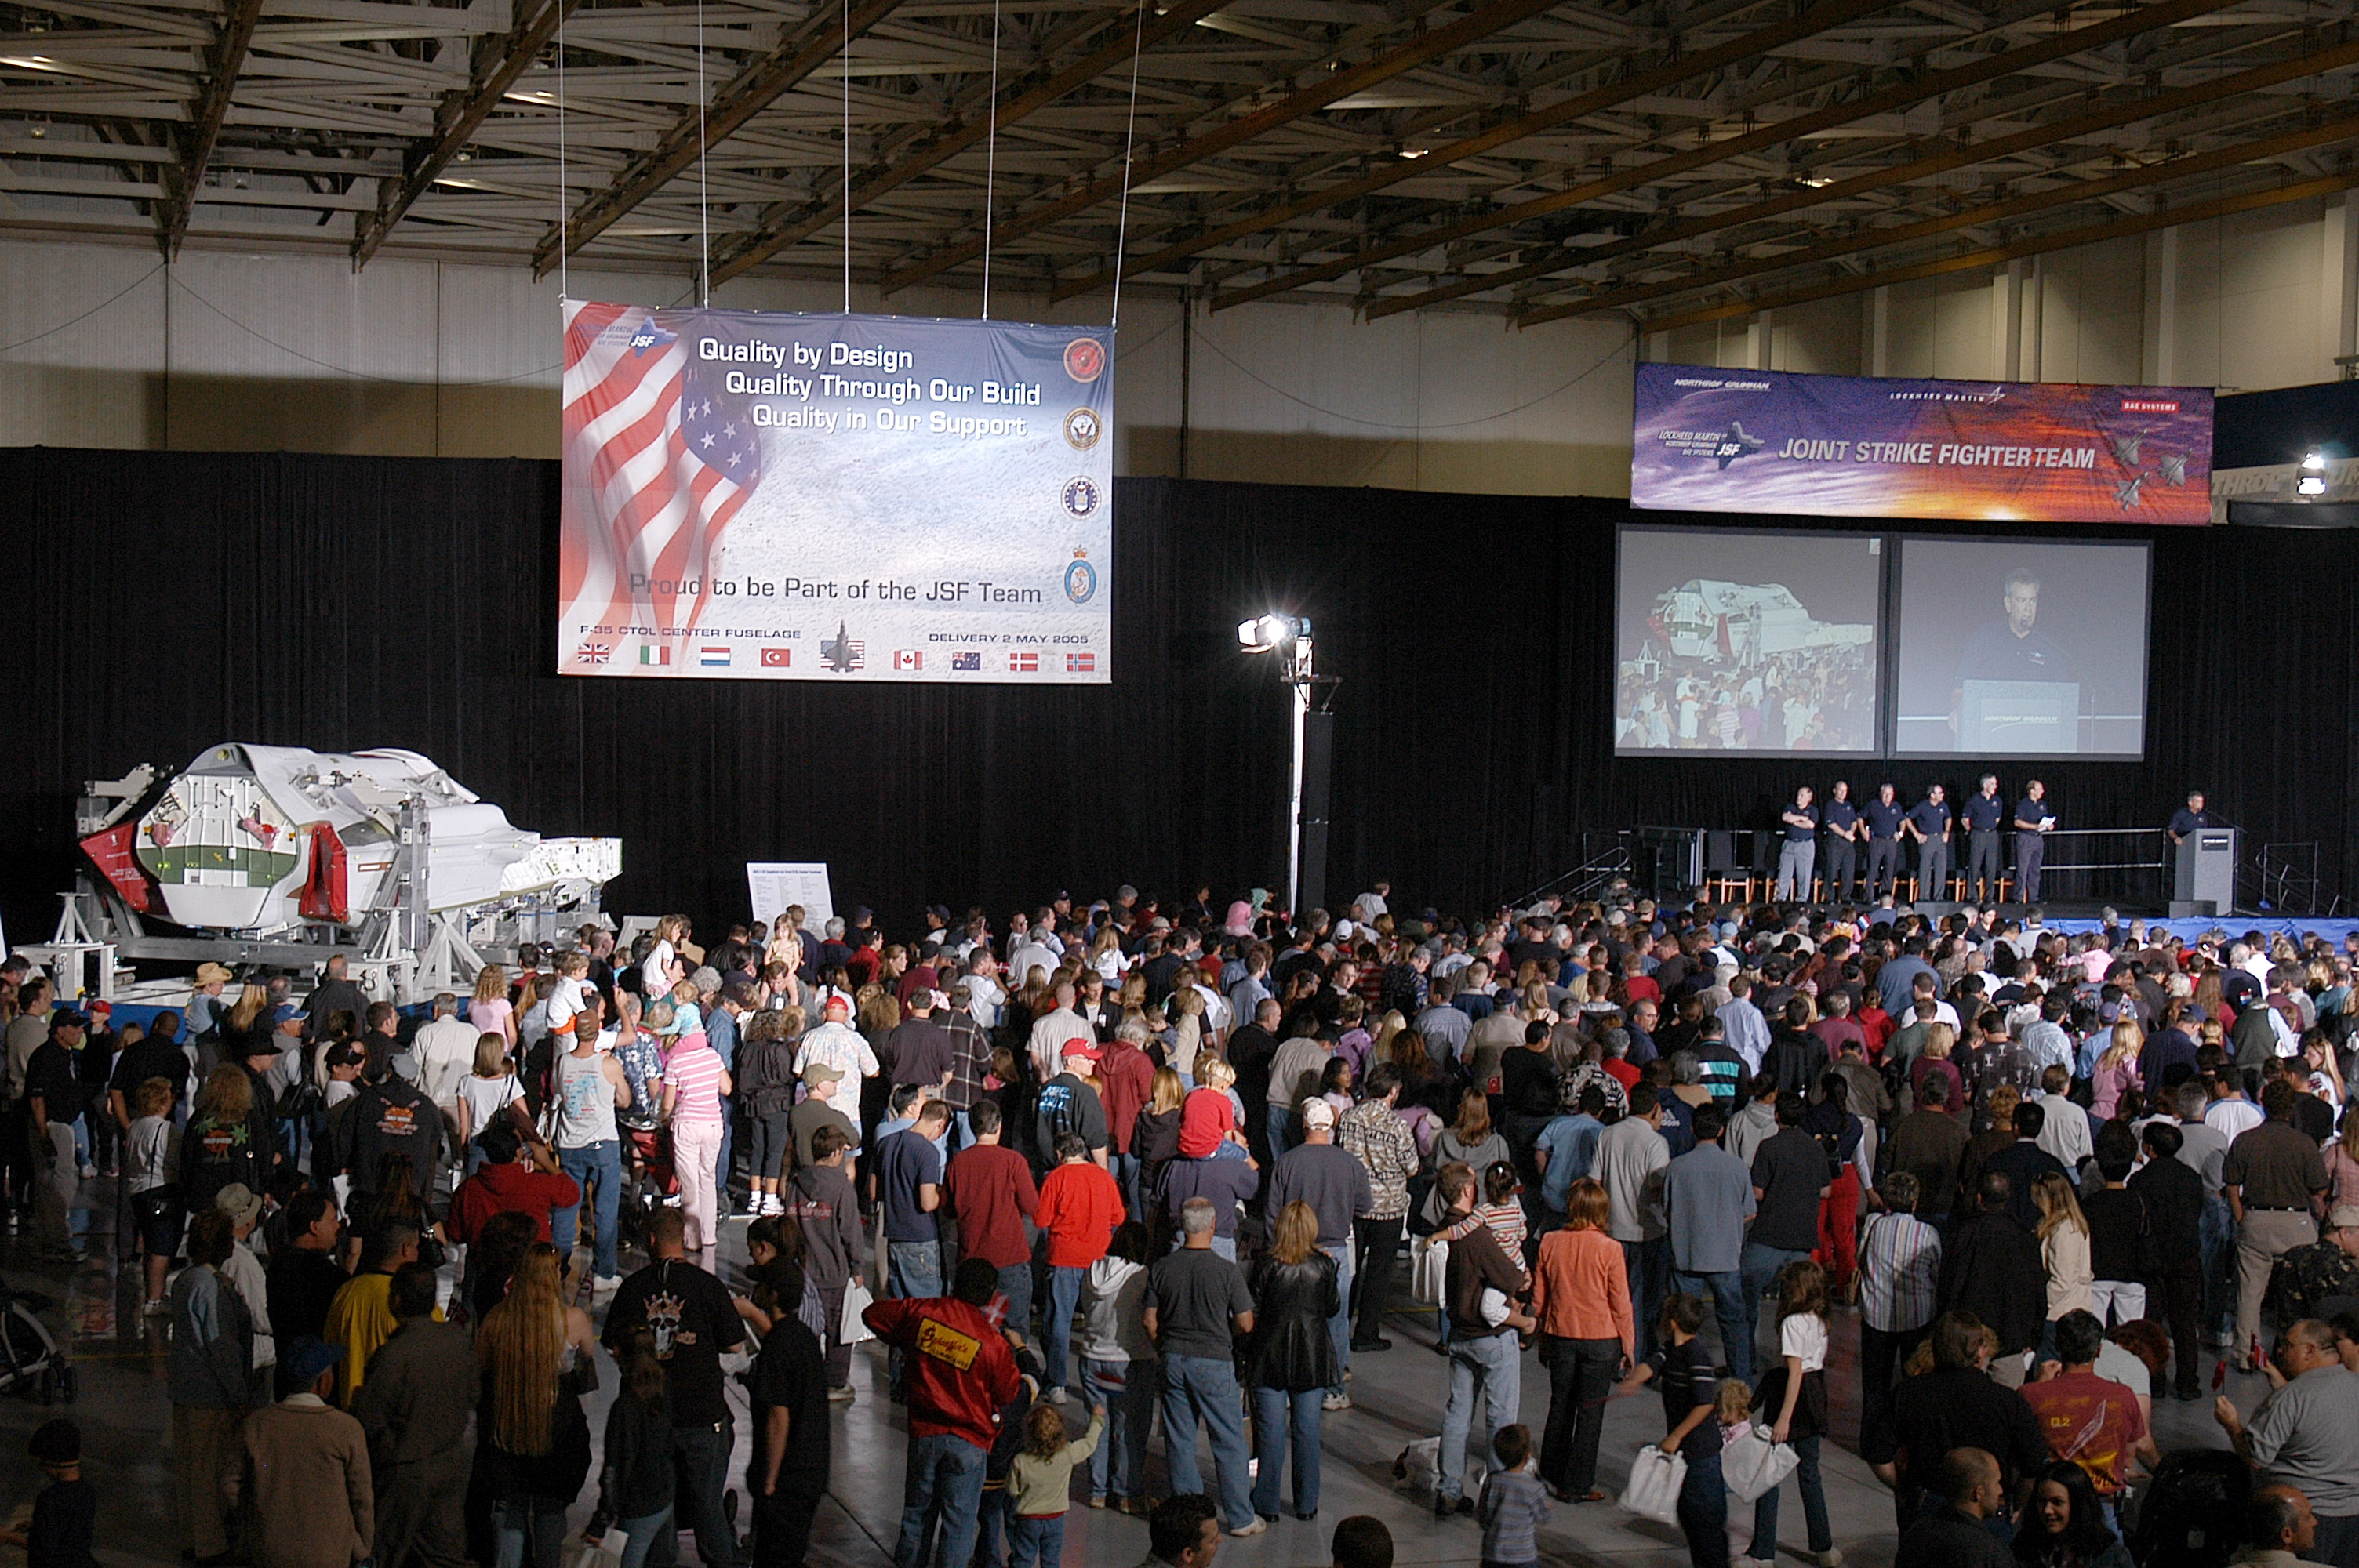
[2129,1448,2248,1568]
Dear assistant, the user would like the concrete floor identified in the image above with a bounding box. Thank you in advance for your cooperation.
[0,1173,2258,1568]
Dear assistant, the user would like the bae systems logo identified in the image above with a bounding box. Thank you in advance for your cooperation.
[1061,477,1101,518]
[1063,339,1106,383]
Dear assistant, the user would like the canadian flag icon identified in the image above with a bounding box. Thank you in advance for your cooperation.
[892,650,923,671]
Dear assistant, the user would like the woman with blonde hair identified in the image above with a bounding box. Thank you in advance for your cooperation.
[641,916,689,999]
[1909,1022,1964,1112]
[1245,1200,1340,1520]
[1089,926,1126,984]
[471,964,518,1048]
[1171,985,1208,1080]
[2034,1171,2094,1352]
[2089,1019,2143,1123]
[456,1032,526,1174]
[478,1244,597,1568]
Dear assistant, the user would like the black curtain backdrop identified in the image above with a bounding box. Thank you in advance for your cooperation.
[2,445,2354,943]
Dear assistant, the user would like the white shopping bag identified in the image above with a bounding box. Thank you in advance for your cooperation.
[1721,1424,1799,1504]
[841,1279,876,1345]
[1409,1234,1450,1307]
[1620,1444,1688,1526]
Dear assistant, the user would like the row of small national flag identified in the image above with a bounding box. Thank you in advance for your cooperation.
[577,643,1095,673]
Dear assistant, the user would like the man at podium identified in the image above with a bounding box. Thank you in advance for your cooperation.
[2168,790,2218,846]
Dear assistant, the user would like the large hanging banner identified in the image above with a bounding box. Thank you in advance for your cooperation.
[1630,364,2214,525]
[558,303,1114,682]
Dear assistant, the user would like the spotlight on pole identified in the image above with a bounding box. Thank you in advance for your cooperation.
[1236,612,1327,923]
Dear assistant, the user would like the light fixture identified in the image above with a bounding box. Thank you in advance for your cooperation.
[2299,448,2328,496]
[1237,612,1325,919]
[1235,612,1303,652]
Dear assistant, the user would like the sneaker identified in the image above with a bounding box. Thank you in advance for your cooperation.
[1089,1497,1107,1510]
[593,1274,623,1295]
[78,1163,96,1180]
[1046,1386,1073,1403]
[1227,1519,1267,1538]
[761,1197,785,1217]
[827,1385,856,1403]
[1814,1551,1845,1568]
[1321,1392,1352,1411]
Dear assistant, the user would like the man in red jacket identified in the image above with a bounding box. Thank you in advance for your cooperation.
[866,1257,1026,1568]
[445,1121,580,1246]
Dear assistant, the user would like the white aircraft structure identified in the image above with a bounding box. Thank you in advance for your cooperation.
[31,744,620,1004]
[1648,581,1873,665]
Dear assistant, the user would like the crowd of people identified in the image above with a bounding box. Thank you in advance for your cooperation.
[5,885,2359,1568]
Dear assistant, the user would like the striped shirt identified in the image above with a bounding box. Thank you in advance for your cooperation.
[1859,1211,1942,1333]
[664,1039,726,1123]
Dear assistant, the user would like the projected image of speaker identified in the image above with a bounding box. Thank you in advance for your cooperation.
[1616,525,1884,754]
[1892,538,2150,758]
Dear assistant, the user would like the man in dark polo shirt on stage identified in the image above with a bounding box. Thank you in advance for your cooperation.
[1905,785,1954,903]
[2169,789,2219,847]
[1776,786,1819,902]
[1863,783,1906,901]
[1962,775,2006,904]
[2225,1080,2331,1367]
[1823,782,1860,903]
[2014,782,2055,903]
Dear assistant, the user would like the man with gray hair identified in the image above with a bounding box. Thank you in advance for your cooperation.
[406,993,478,1122]
[1145,1198,1259,1536]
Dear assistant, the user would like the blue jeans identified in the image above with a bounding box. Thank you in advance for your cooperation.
[889,1241,945,1394]
[1623,1236,1669,1360]
[492,1499,569,1568]
[1751,1432,1830,1559]
[1321,1242,1354,1395]
[1161,1353,1254,1531]
[554,1138,623,1279]
[1266,1105,1296,1159]
[616,1507,673,1568]
[996,1262,1034,1343]
[1739,1243,1810,1376]
[895,1430,988,1568]
[1112,1149,1141,1220]
[1680,1447,1731,1568]
[1250,1385,1322,1517]
[1438,1330,1521,1502]
[1007,1512,1064,1568]
[1045,1264,1084,1390]
[1674,1268,1753,1382]
[1084,1356,1158,1502]
[664,1421,740,1568]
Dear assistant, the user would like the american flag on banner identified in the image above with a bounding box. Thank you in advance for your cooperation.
[558,302,762,668]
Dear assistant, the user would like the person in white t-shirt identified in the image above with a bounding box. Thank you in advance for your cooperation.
[642,915,688,999]
[1752,1259,1838,1568]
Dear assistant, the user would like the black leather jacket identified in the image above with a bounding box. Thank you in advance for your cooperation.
[1244,1251,1341,1392]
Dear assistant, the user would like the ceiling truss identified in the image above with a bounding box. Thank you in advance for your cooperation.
[0,0,2350,332]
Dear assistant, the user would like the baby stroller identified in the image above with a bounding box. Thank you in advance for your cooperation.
[0,1283,74,1404]
[619,1121,678,1253]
